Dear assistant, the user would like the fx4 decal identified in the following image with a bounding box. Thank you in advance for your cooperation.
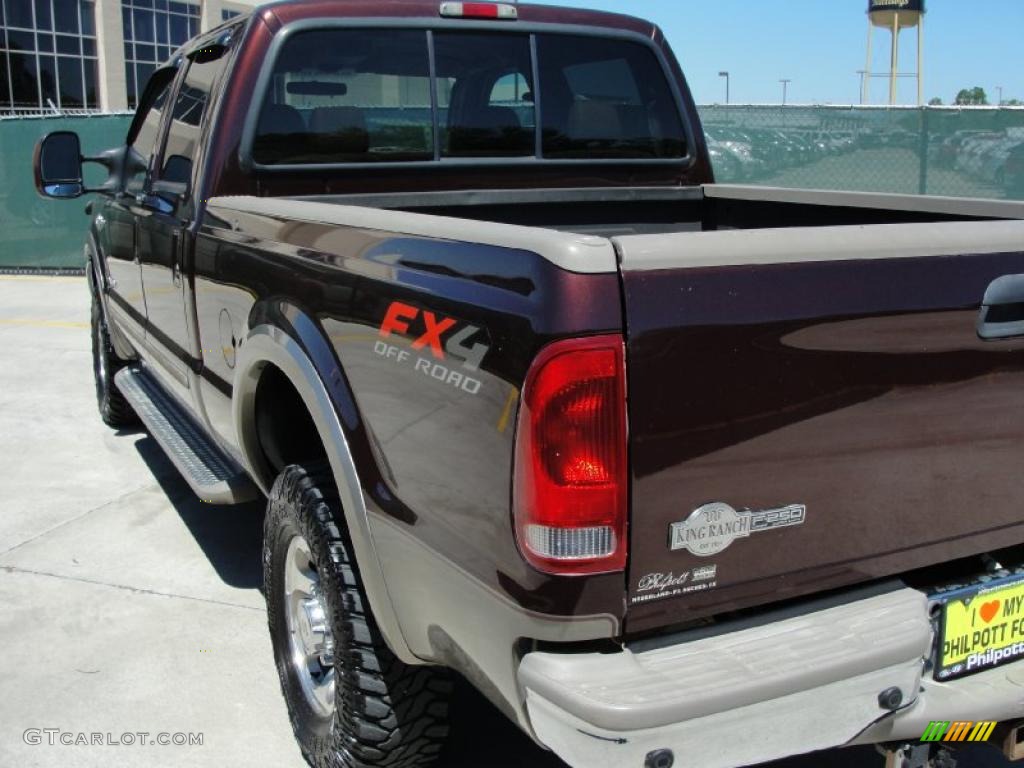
[376,301,492,395]
[379,301,489,371]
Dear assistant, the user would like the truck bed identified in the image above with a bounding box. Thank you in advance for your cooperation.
[292,183,1024,238]
[210,187,1024,638]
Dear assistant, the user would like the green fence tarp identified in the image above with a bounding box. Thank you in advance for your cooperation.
[0,115,131,270]
[3,107,1024,268]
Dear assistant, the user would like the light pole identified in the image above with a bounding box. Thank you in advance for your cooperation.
[997,86,1004,106]
[718,71,730,104]
[780,79,791,106]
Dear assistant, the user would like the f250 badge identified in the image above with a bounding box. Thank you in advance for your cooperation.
[376,301,491,395]
[669,502,807,557]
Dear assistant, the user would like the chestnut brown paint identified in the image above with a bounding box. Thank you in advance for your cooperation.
[622,252,1024,634]
[42,0,1024,663]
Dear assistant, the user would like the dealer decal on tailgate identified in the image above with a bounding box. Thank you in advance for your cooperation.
[936,576,1024,680]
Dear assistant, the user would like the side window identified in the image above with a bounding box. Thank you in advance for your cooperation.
[158,45,230,188]
[125,81,171,194]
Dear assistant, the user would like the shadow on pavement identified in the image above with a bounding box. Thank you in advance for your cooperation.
[130,432,561,765]
[441,677,566,767]
[132,434,265,591]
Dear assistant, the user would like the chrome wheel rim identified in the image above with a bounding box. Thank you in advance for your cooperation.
[283,535,336,718]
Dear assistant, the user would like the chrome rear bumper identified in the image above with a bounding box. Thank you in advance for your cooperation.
[518,587,1024,768]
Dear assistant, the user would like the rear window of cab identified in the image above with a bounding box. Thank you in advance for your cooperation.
[251,28,687,167]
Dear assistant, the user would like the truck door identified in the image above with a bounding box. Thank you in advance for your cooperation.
[137,40,231,407]
[101,77,173,344]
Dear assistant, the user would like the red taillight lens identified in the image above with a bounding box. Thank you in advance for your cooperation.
[513,335,627,576]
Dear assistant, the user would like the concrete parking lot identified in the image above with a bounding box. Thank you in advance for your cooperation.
[0,275,1013,768]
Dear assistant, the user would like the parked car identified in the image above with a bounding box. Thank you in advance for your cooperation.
[707,138,741,182]
[930,130,982,169]
[956,132,1007,177]
[704,129,764,179]
[979,137,1024,184]
[34,2,1024,767]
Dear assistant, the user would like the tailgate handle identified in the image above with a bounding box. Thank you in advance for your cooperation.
[978,274,1024,340]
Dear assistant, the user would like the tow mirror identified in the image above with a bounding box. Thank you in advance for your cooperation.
[34,131,84,199]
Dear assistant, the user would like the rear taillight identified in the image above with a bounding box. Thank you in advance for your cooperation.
[513,335,628,576]
[439,2,518,20]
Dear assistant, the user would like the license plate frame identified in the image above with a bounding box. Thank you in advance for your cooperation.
[934,573,1024,681]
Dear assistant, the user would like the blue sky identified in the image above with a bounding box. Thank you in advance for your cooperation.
[529,0,1024,106]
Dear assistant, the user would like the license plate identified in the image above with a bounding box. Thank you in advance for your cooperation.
[935,575,1024,680]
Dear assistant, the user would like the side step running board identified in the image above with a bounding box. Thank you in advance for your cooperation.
[114,366,258,504]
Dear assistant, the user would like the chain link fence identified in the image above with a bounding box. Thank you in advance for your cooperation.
[2,107,1024,269]
[701,105,1024,199]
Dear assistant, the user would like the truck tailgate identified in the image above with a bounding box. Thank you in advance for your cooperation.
[615,220,1024,635]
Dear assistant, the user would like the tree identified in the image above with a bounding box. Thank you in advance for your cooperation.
[928,97,943,106]
[1004,98,1024,107]
[954,87,989,106]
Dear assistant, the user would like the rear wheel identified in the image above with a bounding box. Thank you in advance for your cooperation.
[264,463,452,768]
[90,295,137,428]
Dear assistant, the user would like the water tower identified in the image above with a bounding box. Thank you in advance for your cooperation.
[863,0,926,105]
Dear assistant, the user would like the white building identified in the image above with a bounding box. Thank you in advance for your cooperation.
[0,0,259,114]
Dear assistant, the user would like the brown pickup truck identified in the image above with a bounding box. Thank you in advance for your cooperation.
[33,1,1024,767]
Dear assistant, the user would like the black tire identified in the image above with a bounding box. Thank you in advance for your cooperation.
[90,294,138,428]
[264,463,452,768]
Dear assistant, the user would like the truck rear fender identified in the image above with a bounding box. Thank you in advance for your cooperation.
[232,302,417,664]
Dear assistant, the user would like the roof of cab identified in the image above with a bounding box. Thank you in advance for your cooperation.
[252,0,659,39]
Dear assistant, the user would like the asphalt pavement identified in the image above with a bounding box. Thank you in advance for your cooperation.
[0,275,1013,768]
